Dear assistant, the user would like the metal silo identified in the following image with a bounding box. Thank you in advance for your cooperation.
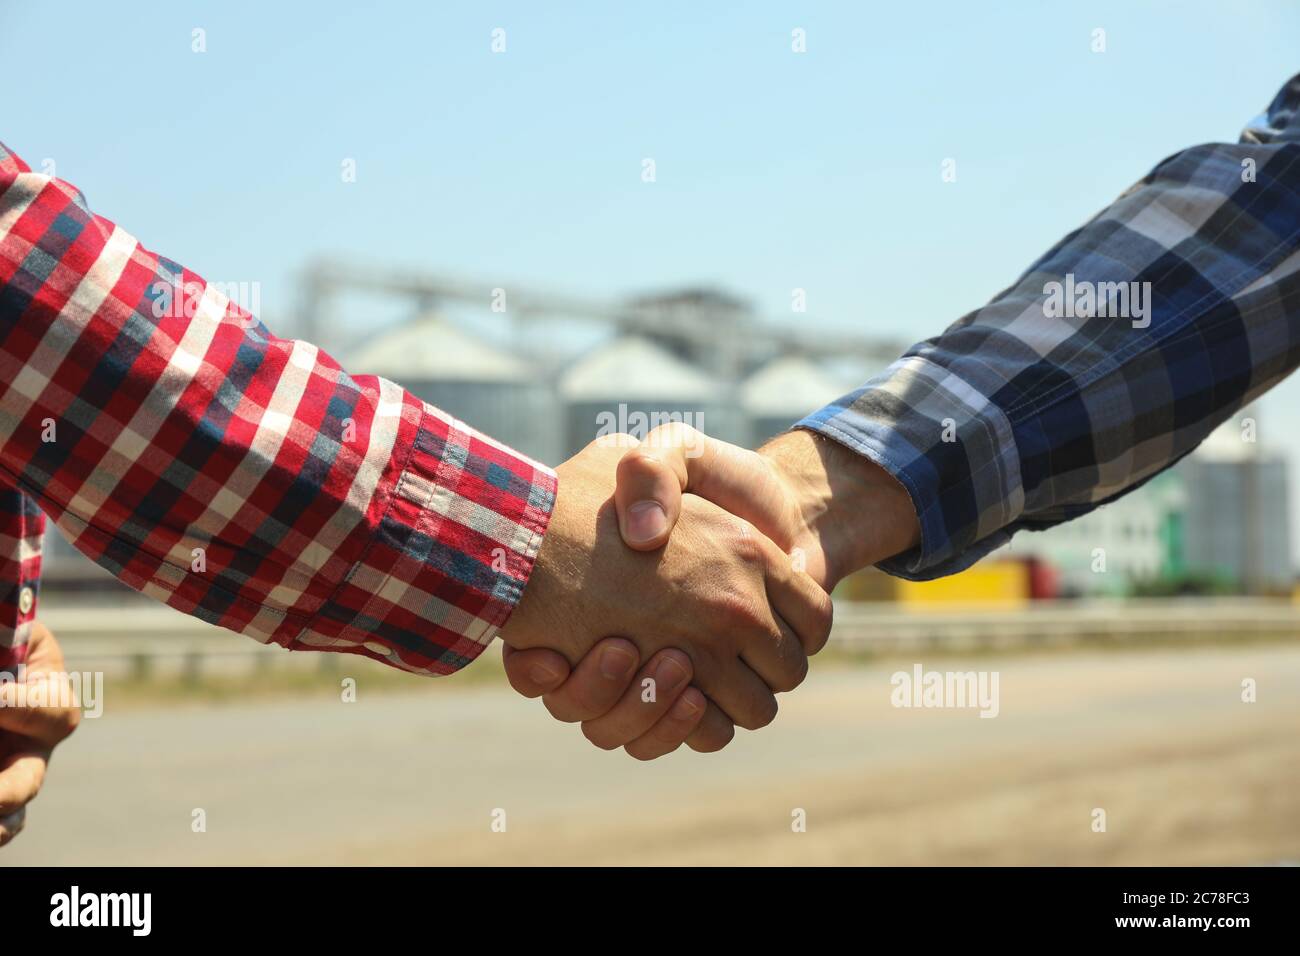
[741,356,854,448]
[1179,410,1293,592]
[353,312,561,466]
[558,336,735,458]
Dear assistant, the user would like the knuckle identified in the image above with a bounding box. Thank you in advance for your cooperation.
[731,528,763,566]
[772,647,810,693]
[709,588,764,632]
[618,446,660,479]
[646,420,694,450]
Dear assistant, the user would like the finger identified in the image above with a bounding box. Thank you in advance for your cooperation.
[685,700,736,752]
[541,637,640,723]
[624,686,708,760]
[23,621,68,673]
[0,751,47,818]
[614,422,783,550]
[581,649,693,750]
[702,657,779,732]
[739,617,810,696]
[708,531,810,695]
[759,535,834,657]
[0,806,26,847]
[614,443,689,549]
[501,644,571,698]
[0,677,81,743]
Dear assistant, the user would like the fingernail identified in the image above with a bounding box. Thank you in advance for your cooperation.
[654,655,689,694]
[599,644,637,680]
[626,501,668,544]
[672,692,702,720]
[529,662,561,685]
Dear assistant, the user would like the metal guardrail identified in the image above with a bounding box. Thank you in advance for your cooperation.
[828,598,1300,653]
[42,605,309,679]
[34,598,1300,681]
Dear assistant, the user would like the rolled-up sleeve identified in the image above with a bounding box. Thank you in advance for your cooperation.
[799,73,1300,579]
[0,142,554,675]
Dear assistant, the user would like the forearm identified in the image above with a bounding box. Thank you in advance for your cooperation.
[759,430,918,587]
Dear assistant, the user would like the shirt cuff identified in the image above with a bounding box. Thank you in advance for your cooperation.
[795,353,1024,580]
[296,401,556,675]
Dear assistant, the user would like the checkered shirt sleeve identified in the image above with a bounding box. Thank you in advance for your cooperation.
[0,481,43,671]
[0,143,555,675]
[798,73,1300,579]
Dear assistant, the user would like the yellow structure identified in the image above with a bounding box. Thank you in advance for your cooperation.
[837,561,1030,609]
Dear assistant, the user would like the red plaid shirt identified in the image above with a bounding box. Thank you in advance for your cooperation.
[0,143,556,675]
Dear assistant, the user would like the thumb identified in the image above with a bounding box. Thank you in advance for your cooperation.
[614,422,712,550]
[614,423,772,550]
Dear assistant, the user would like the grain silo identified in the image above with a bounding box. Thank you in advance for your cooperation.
[1178,410,1293,593]
[741,356,853,448]
[557,336,737,458]
[353,312,560,466]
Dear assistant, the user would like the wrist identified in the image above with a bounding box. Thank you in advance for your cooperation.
[759,429,920,587]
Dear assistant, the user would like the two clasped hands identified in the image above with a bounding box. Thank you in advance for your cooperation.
[498,423,920,760]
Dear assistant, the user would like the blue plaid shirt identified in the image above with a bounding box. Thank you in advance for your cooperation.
[799,73,1300,580]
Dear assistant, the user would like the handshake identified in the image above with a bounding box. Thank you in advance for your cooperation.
[498,423,920,760]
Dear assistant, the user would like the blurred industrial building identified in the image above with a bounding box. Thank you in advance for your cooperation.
[38,266,1297,604]
[1007,408,1293,598]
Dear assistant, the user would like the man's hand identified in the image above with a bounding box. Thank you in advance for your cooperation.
[613,424,921,589]
[0,621,81,847]
[500,435,832,733]
[501,638,732,758]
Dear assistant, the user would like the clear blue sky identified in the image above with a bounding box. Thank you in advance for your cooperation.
[4,0,1300,553]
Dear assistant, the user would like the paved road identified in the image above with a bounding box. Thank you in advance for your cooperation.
[6,643,1299,865]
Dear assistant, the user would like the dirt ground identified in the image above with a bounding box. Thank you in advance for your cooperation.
[7,642,1299,866]
[404,724,1299,866]
[357,647,1300,866]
